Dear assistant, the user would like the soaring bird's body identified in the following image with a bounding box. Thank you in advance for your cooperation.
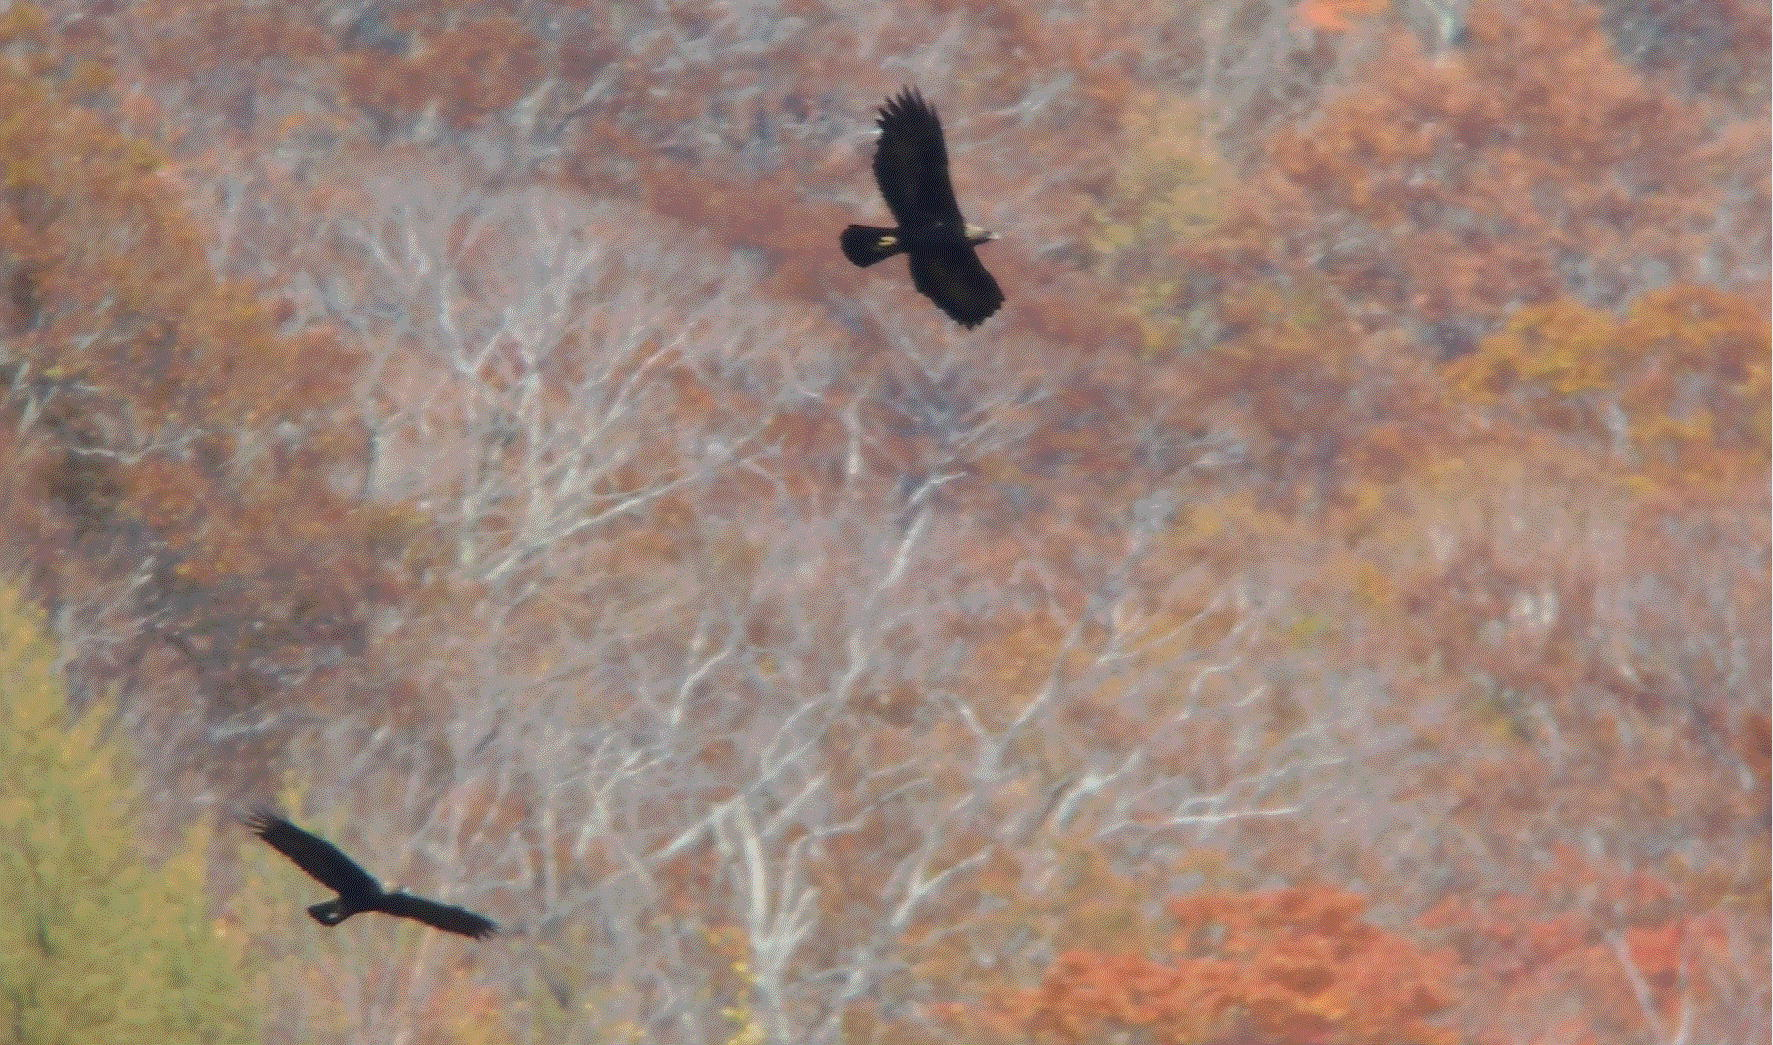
[246,808,498,939]
[841,87,1003,329]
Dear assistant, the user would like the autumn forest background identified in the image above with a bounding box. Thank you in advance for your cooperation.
[0,0,1767,1042]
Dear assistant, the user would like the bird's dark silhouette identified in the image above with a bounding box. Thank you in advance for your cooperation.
[245,808,498,939]
[841,87,1003,329]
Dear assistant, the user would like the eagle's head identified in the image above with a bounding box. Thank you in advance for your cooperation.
[964,223,997,245]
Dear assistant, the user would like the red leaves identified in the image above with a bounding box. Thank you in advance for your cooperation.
[1297,0,1389,34]
[981,886,1461,1045]
[1419,853,1757,1045]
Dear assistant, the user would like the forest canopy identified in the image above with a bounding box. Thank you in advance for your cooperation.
[0,1,1765,1043]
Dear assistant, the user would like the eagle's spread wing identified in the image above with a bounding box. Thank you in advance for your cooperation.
[379,892,500,939]
[872,87,965,228]
[246,808,382,901]
[909,247,1004,329]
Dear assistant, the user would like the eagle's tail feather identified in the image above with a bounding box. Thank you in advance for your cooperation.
[841,225,903,267]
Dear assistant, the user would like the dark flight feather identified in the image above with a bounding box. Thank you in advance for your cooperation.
[872,88,963,229]
[379,893,500,939]
[841,87,1003,328]
[909,249,1004,331]
[246,808,382,899]
[246,807,498,940]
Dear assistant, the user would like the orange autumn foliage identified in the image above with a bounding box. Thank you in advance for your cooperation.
[1194,0,1761,358]
[0,10,425,727]
[1297,0,1389,34]
[1451,284,1770,485]
[971,887,1460,1045]
[0,0,1761,1043]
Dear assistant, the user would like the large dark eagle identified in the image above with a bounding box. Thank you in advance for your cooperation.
[840,87,1003,329]
[246,808,499,939]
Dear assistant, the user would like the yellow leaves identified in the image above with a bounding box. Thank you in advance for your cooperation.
[0,582,261,1042]
[0,1,47,48]
[602,1018,647,1043]
[1297,0,1390,33]
[1286,610,1336,645]
[1100,94,1225,245]
[1451,285,1770,488]
[64,59,113,99]
[721,1005,766,1045]
[1086,91,1231,350]
[0,584,59,734]
[1455,299,1617,400]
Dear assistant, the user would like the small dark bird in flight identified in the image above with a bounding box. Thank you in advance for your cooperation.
[841,87,1003,329]
[245,808,498,939]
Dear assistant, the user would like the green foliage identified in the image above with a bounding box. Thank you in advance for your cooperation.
[0,583,260,1045]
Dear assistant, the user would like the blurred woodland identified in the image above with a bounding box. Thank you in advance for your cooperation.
[0,0,1767,1042]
